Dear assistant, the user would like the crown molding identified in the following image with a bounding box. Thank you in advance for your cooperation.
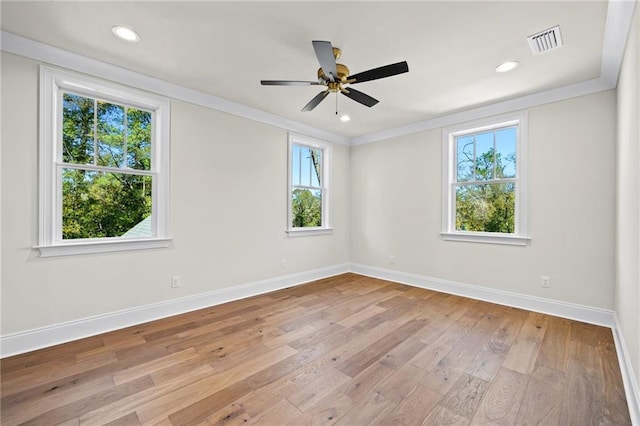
[351,0,636,146]
[0,31,350,146]
[600,0,638,88]
[350,77,609,146]
[1,0,635,147]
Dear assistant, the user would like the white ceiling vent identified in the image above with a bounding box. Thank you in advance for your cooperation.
[527,25,563,54]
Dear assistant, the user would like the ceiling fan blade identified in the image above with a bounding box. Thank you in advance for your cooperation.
[341,88,379,108]
[347,61,409,84]
[261,80,321,86]
[302,91,330,112]
[312,40,337,82]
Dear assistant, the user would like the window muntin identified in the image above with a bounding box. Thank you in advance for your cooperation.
[287,134,331,234]
[443,114,528,245]
[39,66,170,256]
[62,93,152,170]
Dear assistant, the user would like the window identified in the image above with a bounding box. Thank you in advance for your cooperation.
[287,134,331,236]
[38,66,170,256]
[442,113,528,245]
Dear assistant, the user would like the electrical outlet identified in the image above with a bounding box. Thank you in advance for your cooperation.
[280,259,287,269]
[389,255,396,264]
[171,276,181,288]
[541,275,550,288]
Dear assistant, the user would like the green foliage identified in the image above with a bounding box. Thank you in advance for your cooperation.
[292,189,322,227]
[456,183,515,233]
[456,148,515,233]
[62,94,94,164]
[126,108,152,170]
[61,93,152,239]
[62,171,151,239]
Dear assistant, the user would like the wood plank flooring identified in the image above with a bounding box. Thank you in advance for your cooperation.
[1,273,631,425]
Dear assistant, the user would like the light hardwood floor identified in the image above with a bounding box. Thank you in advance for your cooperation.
[0,273,631,425]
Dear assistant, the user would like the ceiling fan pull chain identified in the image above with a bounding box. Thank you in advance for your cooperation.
[335,92,338,115]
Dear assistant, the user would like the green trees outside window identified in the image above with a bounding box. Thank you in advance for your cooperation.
[454,127,517,233]
[291,189,322,227]
[290,144,324,228]
[61,93,153,239]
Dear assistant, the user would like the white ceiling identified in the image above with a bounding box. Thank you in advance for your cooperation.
[0,1,625,140]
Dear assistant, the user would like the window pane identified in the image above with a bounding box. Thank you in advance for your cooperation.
[300,146,312,187]
[291,188,322,227]
[310,149,322,187]
[456,135,474,182]
[455,182,515,233]
[62,168,152,239]
[291,144,300,186]
[97,101,125,168]
[495,127,517,178]
[475,131,494,181]
[127,108,152,170]
[292,144,322,188]
[62,93,94,164]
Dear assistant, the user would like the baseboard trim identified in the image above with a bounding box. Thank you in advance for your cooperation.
[0,262,619,356]
[0,263,350,358]
[350,263,615,327]
[354,263,640,422]
[612,314,640,425]
[3,263,636,422]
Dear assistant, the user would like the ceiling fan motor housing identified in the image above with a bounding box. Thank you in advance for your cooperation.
[318,63,351,90]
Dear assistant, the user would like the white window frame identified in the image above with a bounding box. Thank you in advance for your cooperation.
[37,66,171,257]
[287,133,332,237]
[441,112,529,246]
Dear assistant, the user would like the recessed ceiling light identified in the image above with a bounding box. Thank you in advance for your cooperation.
[340,114,351,122]
[112,26,140,42]
[496,61,519,73]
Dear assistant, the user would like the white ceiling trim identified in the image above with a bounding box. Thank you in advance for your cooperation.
[0,0,635,147]
[351,0,637,146]
[600,0,638,87]
[0,31,350,146]
[350,77,608,146]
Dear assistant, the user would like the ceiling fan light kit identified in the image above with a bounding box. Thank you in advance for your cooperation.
[261,40,409,112]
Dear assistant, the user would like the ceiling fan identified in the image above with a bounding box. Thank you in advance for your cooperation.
[261,40,409,112]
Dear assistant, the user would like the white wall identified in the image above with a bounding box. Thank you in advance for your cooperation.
[350,90,617,310]
[616,3,640,401]
[0,47,624,345]
[0,52,350,335]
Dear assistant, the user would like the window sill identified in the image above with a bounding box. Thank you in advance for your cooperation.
[441,232,530,246]
[35,238,172,257]
[286,228,333,237]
